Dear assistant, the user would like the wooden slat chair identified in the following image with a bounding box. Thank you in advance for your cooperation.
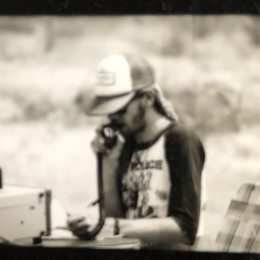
[215,183,260,252]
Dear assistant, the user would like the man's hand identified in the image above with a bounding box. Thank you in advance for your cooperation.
[67,215,117,240]
[91,127,125,159]
[67,214,92,240]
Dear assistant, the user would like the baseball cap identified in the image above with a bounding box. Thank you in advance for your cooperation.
[87,53,155,116]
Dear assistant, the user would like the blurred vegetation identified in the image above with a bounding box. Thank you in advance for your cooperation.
[0,16,260,136]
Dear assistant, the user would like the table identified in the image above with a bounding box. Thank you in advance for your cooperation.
[41,229,141,249]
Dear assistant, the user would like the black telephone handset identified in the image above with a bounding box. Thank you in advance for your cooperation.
[77,123,125,240]
[99,123,121,149]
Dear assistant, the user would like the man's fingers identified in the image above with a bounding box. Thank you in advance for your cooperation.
[67,217,92,237]
[91,136,108,154]
[116,133,125,145]
[67,218,91,238]
[67,216,86,229]
[69,220,90,231]
[73,225,91,237]
[72,224,90,234]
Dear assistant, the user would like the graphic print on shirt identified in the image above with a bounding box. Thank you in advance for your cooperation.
[122,136,171,219]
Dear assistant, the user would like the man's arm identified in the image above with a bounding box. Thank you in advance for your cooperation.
[101,133,133,217]
[165,126,206,244]
[118,217,189,245]
[102,156,124,217]
[104,126,205,246]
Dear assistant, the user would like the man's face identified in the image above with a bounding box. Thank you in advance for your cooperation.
[108,96,146,137]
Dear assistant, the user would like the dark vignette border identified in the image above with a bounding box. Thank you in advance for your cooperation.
[1,245,260,260]
[0,0,260,259]
[0,0,260,15]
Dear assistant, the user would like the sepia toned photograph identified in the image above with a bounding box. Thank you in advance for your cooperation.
[0,15,259,253]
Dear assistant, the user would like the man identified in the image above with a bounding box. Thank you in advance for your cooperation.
[68,53,205,248]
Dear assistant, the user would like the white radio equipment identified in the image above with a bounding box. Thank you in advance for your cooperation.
[0,169,51,244]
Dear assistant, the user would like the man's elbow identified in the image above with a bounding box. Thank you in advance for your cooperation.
[181,225,198,246]
[173,217,198,245]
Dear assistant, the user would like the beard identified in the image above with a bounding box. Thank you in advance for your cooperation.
[122,103,146,138]
[108,103,146,139]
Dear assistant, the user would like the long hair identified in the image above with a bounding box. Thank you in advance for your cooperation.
[136,84,179,124]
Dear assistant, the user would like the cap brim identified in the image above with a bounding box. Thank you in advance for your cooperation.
[87,93,135,116]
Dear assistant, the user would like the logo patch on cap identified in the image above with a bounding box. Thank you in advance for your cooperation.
[97,69,115,86]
